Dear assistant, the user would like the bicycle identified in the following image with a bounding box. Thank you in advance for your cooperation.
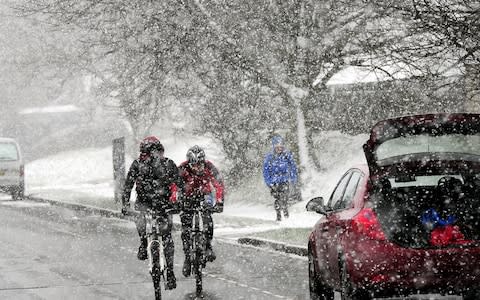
[144,208,173,300]
[185,196,212,297]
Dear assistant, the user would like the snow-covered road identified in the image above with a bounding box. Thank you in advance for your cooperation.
[0,197,310,299]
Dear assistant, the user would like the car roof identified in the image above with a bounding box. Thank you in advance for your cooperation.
[0,137,19,143]
[350,164,369,173]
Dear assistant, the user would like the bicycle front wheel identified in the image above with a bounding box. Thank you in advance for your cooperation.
[151,242,162,300]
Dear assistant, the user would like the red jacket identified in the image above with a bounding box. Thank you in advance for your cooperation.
[178,160,225,203]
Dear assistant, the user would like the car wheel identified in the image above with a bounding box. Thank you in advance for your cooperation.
[339,257,372,300]
[11,184,24,200]
[308,247,334,300]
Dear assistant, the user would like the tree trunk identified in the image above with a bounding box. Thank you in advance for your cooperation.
[294,98,310,173]
[305,126,322,170]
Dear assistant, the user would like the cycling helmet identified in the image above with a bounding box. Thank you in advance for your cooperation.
[140,136,164,153]
[186,145,206,165]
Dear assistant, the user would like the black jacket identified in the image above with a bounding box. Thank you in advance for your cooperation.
[123,154,183,210]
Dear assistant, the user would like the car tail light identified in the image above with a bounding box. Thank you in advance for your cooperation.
[351,208,386,240]
[19,165,24,177]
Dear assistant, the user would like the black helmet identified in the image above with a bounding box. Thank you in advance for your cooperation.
[140,136,164,154]
[186,145,205,165]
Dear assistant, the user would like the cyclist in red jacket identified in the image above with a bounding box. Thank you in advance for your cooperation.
[178,145,225,277]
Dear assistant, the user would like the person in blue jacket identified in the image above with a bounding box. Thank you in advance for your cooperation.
[263,135,298,221]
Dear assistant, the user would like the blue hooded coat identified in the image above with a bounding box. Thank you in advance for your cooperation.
[263,136,298,187]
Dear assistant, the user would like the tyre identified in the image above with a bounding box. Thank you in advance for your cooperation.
[151,264,162,300]
[194,243,203,297]
[150,242,162,300]
[11,184,24,200]
[308,247,334,300]
[339,257,371,300]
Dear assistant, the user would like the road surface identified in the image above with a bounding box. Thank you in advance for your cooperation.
[0,197,309,299]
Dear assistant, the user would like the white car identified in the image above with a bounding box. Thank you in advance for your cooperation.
[0,138,24,200]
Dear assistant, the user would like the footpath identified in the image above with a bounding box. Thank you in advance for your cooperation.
[25,194,310,257]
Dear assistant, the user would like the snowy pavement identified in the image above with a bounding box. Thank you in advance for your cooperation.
[24,146,323,243]
[23,132,369,244]
[22,189,319,245]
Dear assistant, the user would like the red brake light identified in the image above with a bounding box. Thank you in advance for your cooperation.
[351,208,386,240]
[19,165,24,177]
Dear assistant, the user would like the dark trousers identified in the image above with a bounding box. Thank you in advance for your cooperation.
[270,183,289,215]
[180,210,214,257]
[135,209,175,272]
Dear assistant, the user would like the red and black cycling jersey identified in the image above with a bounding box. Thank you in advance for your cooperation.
[178,160,225,204]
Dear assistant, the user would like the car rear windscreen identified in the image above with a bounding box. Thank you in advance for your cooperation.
[387,175,463,188]
[0,143,18,160]
[376,134,480,161]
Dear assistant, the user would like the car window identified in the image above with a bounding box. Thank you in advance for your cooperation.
[328,171,352,208]
[334,171,362,210]
[375,134,480,160]
[388,174,463,188]
[0,143,18,161]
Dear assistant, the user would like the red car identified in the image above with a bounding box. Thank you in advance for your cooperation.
[307,113,480,300]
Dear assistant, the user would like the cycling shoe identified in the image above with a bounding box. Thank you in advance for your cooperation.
[205,248,216,262]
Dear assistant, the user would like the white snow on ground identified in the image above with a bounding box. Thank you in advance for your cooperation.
[25,131,368,233]
[18,104,81,115]
[27,147,114,188]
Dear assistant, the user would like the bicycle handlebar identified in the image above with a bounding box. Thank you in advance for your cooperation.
[145,207,178,216]
[122,197,222,217]
[121,205,179,218]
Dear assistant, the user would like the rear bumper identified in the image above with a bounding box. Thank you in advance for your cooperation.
[345,239,480,295]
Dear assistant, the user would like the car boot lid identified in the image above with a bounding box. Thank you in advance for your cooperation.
[363,113,480,176]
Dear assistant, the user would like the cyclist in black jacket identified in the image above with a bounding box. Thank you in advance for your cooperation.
[122,136,183,290]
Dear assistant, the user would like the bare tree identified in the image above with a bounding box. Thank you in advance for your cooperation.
[368,0,480,109]
[15,0,428,175]
[15,0,204,144]
[176,0,403,172]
